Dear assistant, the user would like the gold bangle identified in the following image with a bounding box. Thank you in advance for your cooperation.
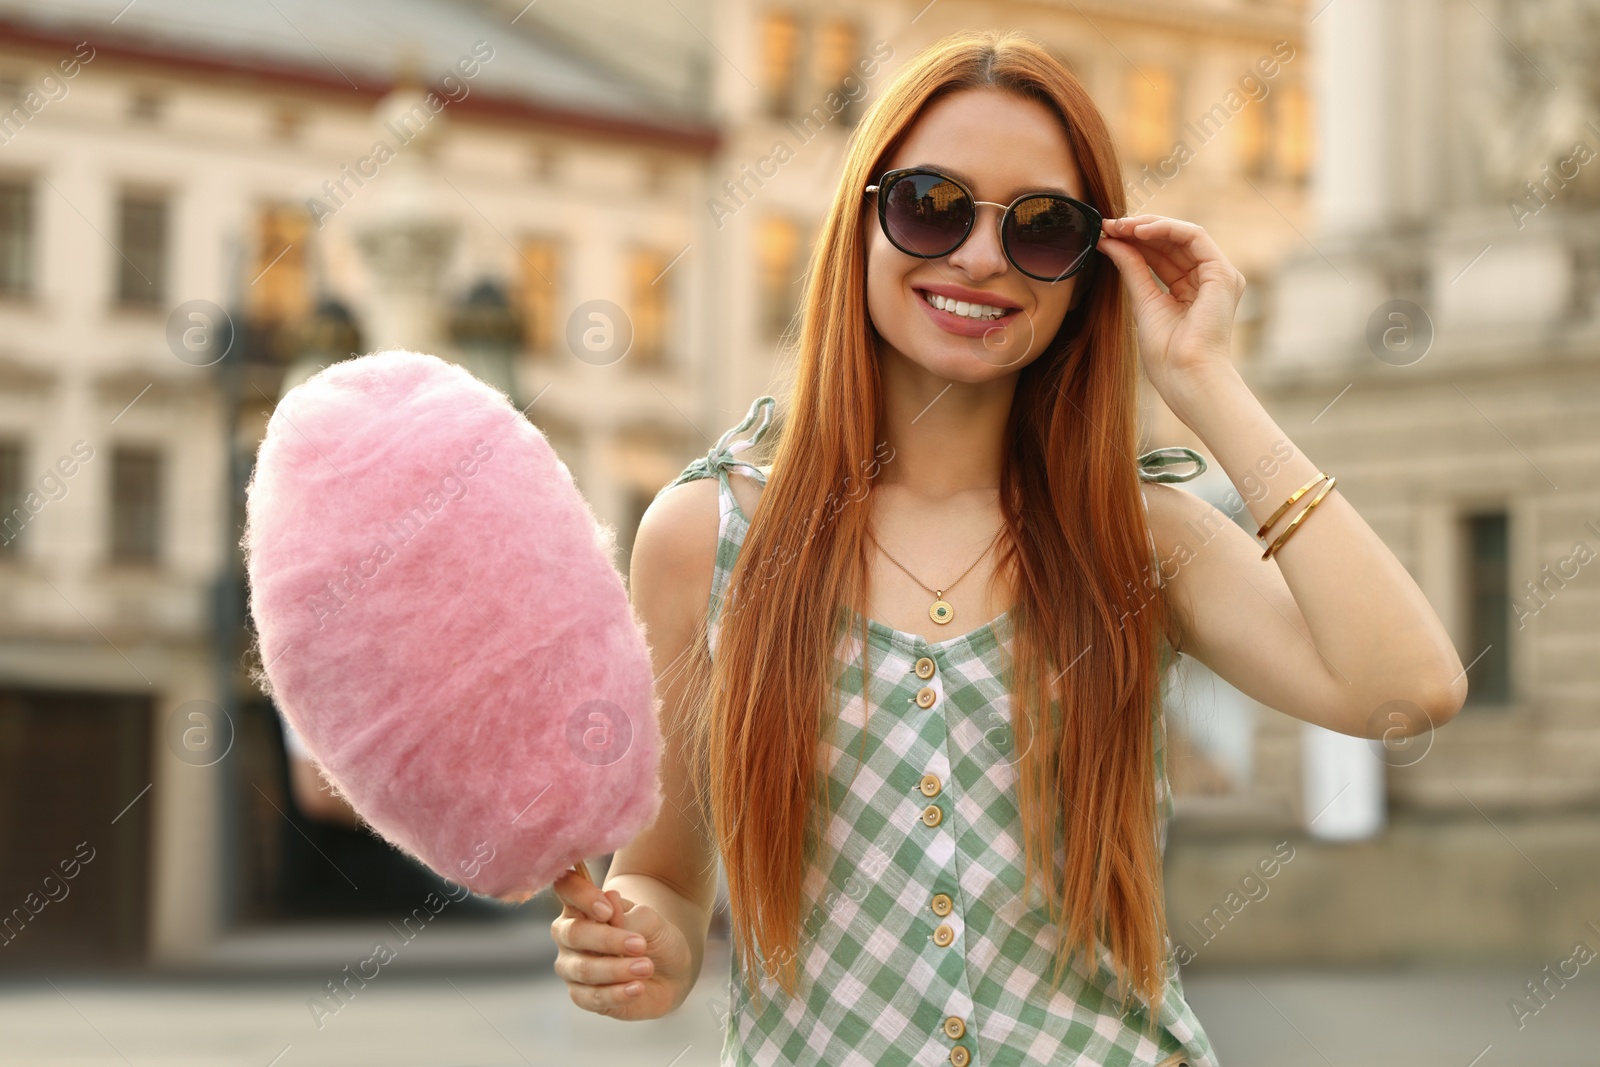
[1261,475,1337,560]
[1255,470,1331,540]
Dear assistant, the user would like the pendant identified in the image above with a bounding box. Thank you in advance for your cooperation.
[930,594,954,625]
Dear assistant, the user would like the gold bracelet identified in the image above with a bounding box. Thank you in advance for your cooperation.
[1261,475,1337,560]
[1255,470,1331,540]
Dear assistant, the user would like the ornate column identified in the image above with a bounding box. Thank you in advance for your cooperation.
[1294,0,1392,841]
[353,76,459,357]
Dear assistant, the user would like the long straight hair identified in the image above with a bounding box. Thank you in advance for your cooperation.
[682,29,1176,1023]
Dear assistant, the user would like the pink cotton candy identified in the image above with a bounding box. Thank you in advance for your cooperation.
[242,349,661,903]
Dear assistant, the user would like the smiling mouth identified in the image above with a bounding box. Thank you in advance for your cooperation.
[916,288,1017,321]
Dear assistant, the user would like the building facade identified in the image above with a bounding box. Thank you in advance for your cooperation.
[1212,0,1600,963]
[18,0,1578,975]
[0,0,718,966]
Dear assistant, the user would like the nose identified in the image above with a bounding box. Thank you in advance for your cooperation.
[944,202,1008,283]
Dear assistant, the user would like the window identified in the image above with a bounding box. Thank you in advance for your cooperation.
[1232,93,1268,178]
[127,90,165,124]
[759,9,802,119]
[115,191,168,307]
[532,143,563,183]
[246,203,310,324]
[0,81,26,147]
[0,179,31,296]
[1273,83,1311,182]
[1126,66,1177,167]
[813,19,860,124]
[627,248,672,369]
[0,440,21,554]
[271,106,304,142]
[1461,511,1510,705]
[110,447,161,563]
[757,215,802,342]
[516,236,562,355]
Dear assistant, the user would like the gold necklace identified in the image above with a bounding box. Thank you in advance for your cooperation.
[865,525,1004,625]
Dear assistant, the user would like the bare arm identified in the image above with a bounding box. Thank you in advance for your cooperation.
[604,474,724,987]
[1146,364,1468,738]
[1097,213,1467,740]
[549,476,724,1019]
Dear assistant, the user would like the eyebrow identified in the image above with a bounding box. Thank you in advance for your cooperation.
[906,162,1079,201]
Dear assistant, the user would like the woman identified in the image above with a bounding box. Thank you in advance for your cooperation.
[549,29,1467,1067]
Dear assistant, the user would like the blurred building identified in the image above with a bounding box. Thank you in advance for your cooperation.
[1219,0,1600,965]
[0,0,717,968]
[11,0,1583,980]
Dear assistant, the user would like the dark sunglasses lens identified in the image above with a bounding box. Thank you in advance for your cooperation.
[1005,196,1096,279]
[882,173,973,257]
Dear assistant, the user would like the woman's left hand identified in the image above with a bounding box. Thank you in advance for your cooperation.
[1096,214,1248,404]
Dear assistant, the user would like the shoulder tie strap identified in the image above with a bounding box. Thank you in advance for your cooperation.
[660,394,777,492]
[1136,445,1207,484]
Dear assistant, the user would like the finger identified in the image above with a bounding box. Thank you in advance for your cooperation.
[1140,243,1243,306]
[1106,223,1201,286]
[609,898,679,959]
[1108,217,1238,300]
[555,947,655,987]
[558,912,652,957]
[1095,235,1168,307]
[1110,213,1199,242]
[1121,239,1194,296]
[575,979,645,1015]
[1112,216,1226,272]
[551,868,614,923]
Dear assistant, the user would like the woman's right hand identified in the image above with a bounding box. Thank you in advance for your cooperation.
[550,868,694,1020]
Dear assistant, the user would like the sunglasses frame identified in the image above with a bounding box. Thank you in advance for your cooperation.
[864,166,1104,283]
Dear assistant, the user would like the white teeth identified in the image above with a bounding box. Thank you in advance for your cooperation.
[921,290,1009,320]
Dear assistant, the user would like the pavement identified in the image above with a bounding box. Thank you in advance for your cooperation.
[4,939,1598,1066]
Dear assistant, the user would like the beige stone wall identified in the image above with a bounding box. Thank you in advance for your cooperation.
[0,30,714,963]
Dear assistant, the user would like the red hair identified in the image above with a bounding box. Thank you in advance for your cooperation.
[684,28,1175,1024]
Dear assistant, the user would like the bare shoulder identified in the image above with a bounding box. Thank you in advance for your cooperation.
[629,468,769,638]
[1138,480,1253,649]
[629,477,721,643]
[727,465,769,523]
[1139,479,1234,551]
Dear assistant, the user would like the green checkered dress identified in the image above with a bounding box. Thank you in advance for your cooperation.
[661,395,1218,1067]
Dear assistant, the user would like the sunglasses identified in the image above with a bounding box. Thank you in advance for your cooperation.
[864,166,1103,283]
